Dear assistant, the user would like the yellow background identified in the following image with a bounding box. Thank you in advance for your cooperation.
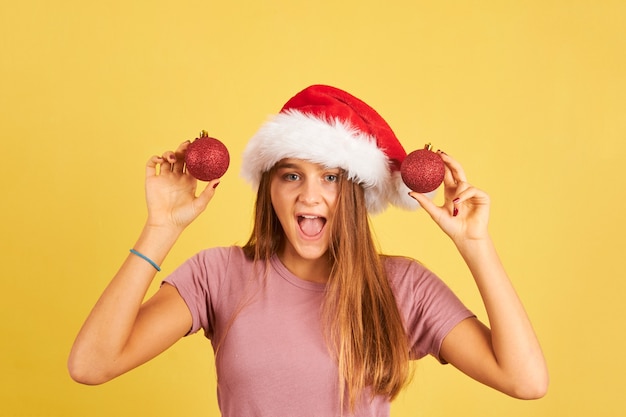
[1,0,624,416]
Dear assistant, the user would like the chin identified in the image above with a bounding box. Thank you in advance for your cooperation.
[294,245,329,261]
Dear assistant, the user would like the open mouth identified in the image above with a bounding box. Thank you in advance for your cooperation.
[297,215,327,237]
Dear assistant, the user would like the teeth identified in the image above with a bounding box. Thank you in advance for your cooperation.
[300,215,318,219]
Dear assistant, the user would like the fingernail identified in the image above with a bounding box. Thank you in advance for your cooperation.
[453,207,459,217]
[213,182,220,189]
[437,149,447,155]
[453,198,460,204]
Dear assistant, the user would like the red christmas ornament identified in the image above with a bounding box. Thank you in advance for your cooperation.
[400,143,445,193]
[185,130,230,181]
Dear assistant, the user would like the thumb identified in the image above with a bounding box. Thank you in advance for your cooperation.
[409,191,441,221]
[194,180,220,212]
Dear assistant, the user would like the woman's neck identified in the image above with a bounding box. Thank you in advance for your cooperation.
[277,249,331,284]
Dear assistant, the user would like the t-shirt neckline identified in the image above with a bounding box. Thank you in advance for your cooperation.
[270,254,328,292]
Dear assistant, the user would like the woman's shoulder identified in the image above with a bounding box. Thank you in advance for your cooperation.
[381,254,443,293]
[166,246,255,293]
[175,246,252,277]
[382,254,428,275]
[192,245,249,263]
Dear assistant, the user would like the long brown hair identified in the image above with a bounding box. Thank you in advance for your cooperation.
[242,167,410,411]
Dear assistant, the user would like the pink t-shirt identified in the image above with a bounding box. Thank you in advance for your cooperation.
[163,246,473,417]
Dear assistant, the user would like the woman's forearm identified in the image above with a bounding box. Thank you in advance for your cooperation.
[67,224,181,383]
[455,236,549,395]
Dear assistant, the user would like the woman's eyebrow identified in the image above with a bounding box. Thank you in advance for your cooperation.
[274,161,341,173]
[274,161,301,170]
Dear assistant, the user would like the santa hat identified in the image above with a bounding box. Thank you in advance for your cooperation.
[241,84,420,214]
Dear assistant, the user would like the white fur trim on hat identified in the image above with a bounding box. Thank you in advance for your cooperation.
[241,110,420,214]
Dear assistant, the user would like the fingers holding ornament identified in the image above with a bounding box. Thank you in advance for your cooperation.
[437,151,468,188]
[146,154,164,177]
[150,131,230,191]
[401,144,482,220]
[451,185,491,212]
[170,141,190,174]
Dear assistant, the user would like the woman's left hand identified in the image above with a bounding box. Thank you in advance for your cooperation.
[409,151,491,244]
[411,152,549,398]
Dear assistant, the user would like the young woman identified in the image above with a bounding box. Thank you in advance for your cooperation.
[68,85,548,416]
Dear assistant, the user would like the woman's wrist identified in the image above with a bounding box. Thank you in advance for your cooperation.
[453,233,493,253]
[131,223,183,268]
[453,235,500,273]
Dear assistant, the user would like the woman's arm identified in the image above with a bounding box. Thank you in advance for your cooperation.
[410,152,549,399]
[68,142,219,384]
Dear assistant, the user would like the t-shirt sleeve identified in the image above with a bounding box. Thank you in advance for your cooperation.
[386,257,475,363]
[162,247,232,339]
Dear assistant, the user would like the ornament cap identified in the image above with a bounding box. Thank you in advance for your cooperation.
[424,143,433,151]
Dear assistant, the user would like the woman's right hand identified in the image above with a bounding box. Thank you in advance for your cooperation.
[68,140,208,385]
[145,141,220,232]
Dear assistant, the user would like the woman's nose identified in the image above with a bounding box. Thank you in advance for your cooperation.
[297,178,322,205]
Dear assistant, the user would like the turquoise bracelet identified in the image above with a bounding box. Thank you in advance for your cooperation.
[129,249,161,272]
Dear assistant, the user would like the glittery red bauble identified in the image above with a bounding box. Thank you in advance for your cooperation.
[400,147,445,193]
[185,133,230,181]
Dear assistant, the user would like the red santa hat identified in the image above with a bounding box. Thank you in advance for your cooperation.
[241,84,420,214]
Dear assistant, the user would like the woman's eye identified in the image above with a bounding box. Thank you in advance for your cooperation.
[325,174,339,182]
[284,173,300,181]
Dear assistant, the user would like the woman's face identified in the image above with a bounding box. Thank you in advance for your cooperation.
[270,158,341,279]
